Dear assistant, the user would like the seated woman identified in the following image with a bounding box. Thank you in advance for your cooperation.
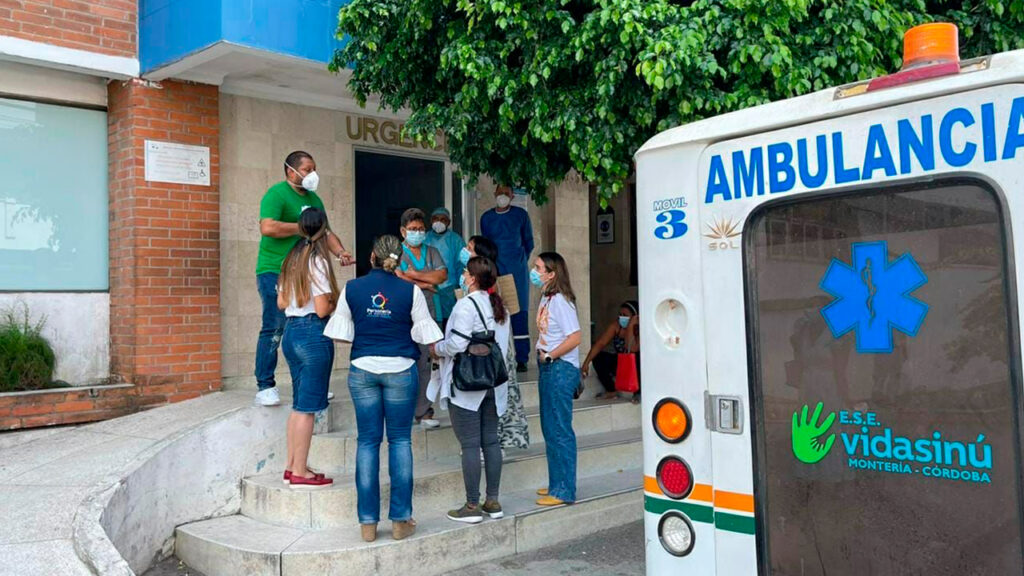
[581,300,640,403]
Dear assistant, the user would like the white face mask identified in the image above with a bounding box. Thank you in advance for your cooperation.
[496,195,512,209]
[287,164,320,192]
[432,221,448,234]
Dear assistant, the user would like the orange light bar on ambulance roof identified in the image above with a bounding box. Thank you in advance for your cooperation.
[867,22,961,92]
[902,22,959,69]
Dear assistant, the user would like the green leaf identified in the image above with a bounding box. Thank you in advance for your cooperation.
[333,0,1024,204]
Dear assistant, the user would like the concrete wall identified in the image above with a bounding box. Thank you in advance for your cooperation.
[0,294,110,384]
[589,185,639,340]
[218,94,448,382]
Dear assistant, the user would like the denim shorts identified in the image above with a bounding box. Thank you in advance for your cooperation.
[282,314,334,413]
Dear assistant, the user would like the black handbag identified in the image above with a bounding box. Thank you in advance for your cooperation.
[451,296,509,393]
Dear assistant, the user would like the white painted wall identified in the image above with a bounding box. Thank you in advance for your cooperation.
[0,293,110,384]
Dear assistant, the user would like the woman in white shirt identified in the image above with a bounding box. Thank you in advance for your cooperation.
[324,234,443,543]
[530,252,582,506]
[429,256,510,524]
[277,207,338,491]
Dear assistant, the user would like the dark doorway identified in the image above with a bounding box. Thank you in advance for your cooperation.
[354,151,445,276]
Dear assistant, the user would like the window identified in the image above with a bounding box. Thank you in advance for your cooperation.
[0,97,108,291]
[746,181,1023,575]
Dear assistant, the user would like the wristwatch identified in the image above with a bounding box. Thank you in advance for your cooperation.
[543,354,554,364]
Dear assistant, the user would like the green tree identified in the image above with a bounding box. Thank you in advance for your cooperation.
[331,0,1024,205]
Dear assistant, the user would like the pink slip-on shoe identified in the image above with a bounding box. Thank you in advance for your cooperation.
[283,470,325,484]
[289,474,334,489]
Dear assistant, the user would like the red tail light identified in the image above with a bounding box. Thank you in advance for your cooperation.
[656,456,693,499]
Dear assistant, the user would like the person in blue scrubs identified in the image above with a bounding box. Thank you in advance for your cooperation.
[425,207,466,328]
[480,185,534,372]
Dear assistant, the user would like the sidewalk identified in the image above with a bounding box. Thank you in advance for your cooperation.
[0,389,293,576]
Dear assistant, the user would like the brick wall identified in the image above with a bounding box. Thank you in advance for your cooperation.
[0,0,137,59]
[108,78,221,409]
[0,385,137,430]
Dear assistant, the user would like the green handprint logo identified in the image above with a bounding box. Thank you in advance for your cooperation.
[792,402,836,464]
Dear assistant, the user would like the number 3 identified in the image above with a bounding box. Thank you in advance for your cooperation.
[655,210,688,239]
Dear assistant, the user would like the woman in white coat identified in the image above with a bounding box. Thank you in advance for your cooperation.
[429,256,510,524]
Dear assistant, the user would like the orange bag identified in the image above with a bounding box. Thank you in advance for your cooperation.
[615,353,640,393]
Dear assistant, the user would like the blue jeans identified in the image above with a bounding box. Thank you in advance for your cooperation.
[348,364,418,524]
[255,273,286,391]
[538,359,579,502]
[281,315,334,413]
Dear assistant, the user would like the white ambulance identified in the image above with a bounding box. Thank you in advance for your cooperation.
[635,23,1024,574]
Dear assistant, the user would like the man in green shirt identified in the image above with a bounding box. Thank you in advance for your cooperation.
[255,151,353,407]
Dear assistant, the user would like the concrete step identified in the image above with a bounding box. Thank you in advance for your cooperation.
[307,398,640,474]
[176,469,643,576]
[242,428,642,529]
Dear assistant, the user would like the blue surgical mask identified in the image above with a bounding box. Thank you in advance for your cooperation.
[530,268,545,287]
[459,273,468,293]
[619,316,630,328]
[405,231,426,247]
[459,247,471,266]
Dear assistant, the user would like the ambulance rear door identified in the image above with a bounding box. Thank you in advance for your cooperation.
[701,84,1024,575]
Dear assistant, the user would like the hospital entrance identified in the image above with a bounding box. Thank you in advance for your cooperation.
[354,150,463,276]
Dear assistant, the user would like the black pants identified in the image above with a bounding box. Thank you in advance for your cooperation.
[593,351,641,394]
[449,390,502,505]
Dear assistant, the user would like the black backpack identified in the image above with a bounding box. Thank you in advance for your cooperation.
[451,296,509,393]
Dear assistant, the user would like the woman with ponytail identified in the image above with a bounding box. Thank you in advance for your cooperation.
[324,234,442,543]
[429,256,510,524]
[277,207,339,490]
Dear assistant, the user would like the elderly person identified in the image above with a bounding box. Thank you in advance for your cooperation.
[396,208,447,428]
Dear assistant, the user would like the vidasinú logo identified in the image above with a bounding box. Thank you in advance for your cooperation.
[792,402,993,484]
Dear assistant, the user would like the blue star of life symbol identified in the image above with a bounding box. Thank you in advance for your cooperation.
[820,241,929,354]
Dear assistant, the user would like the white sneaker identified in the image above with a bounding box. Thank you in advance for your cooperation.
[420,418,441,429]
[255,388,281,407]
[327,392,335,401]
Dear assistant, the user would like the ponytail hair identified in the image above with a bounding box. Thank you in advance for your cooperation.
[372,235,403,273]
[279,207,338,307]
[467,256,506,324]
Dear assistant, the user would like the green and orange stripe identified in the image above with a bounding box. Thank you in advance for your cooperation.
[644,477,756,535]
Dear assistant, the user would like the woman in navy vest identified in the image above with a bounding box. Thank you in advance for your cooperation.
[324,235,442,543]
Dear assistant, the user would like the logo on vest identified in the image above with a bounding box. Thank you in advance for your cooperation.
[368,292,391,318]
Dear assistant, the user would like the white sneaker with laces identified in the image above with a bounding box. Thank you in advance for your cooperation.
[255,388,281,407]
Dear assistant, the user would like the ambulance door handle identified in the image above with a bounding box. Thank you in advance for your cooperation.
[705,393,744,435]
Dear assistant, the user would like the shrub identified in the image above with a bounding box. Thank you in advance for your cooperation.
[0,304,57,392]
